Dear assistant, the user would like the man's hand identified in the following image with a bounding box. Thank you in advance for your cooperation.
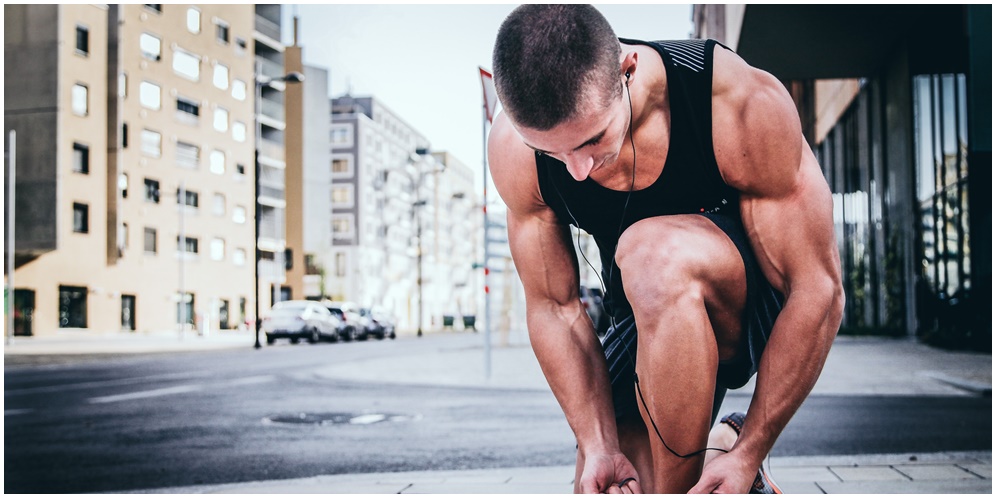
[689,450,756,494]
[578,452,643,494]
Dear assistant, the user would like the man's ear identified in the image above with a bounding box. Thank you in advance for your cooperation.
[620,50,639,83]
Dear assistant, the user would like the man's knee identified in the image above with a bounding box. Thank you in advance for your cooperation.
[616,218,707,309]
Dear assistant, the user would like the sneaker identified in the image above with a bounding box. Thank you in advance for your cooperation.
[718,412,783,494]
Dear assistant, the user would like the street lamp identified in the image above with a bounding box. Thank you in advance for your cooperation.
[254,62,304,350]
[379,150,444,337]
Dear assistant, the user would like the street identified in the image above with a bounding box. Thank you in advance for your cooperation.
[4,335,991,493]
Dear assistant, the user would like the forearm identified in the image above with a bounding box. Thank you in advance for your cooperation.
[733,285,844,466]
[527,304,620,455]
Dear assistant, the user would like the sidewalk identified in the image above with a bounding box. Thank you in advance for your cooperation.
[6,331,992,493]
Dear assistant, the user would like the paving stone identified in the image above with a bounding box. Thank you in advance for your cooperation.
[893,464,980,481]
[829,465,909,481]
[819,479,993,494]
[777,481,826,494]
[769,465,840,482]
[402,482,570,493]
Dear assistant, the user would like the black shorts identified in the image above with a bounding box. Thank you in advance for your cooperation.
[600,213,785,421]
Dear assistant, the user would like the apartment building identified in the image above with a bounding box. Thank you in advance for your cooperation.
[693,5,990,350]
[5,4,258,335]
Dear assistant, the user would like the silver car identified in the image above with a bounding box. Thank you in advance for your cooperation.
[263,300,337,345]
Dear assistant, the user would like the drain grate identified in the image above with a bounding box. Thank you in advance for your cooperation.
[263,412,419,426]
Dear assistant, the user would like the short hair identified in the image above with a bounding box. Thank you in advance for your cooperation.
[492,5,622,131]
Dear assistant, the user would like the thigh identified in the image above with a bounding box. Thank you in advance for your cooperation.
[615,214,747,359]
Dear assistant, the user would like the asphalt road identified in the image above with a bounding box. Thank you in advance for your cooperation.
[4,337,991,493]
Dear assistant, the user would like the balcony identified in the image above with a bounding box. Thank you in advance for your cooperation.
[258,138,285,164]
[257,57,285,82]
[254,13,281,44]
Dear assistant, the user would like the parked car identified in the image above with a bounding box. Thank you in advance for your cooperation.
[325,301,366,341]
[263,300,337,345]
[359,307,396,340]
[579,287,609,336]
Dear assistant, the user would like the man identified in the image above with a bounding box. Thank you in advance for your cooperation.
[487,5,844,494]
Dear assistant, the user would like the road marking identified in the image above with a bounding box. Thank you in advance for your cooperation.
[84,375,276,404]
[219,375,275,387]
[5,408,34,416]
[349,414,387,425]
[5,371,213,397]
[88,385,203,404]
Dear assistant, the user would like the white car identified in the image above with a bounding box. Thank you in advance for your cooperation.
[263,300,338,345]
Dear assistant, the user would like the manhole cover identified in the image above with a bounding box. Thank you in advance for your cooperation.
[263,412,419,426]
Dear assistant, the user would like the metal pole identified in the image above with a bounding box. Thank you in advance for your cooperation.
[482,106,491,379]
[178,180,185,340]
[253,61,263,349]
[416,166,423,337]
[7,130,15,346]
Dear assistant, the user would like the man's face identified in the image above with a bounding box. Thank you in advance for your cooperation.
[513,85,629,182]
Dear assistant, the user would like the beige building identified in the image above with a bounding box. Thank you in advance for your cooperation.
[5,4,258,335]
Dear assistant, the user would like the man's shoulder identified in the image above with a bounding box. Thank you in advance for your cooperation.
[488,112,548,215]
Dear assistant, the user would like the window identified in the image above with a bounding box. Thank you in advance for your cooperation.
[139,81,161,110]
[236,163,246,176]
[177,188,199,208]
[186,8,200,33]
[335,252,346,277]
[176,141,200,169]
[141,129,161,157]
[215,20,230,44]
[178,236,199,254]
[119,173,129,199]
[119,73,127,99]
[120,223,129,250]
[76,25,89,55]
[72,84,88,116]
[172,49,200,81]
[144,227,157,254]
[233,248,246,266]
[212,193,226,216]
[331,186,353,206]
[177,292,194,326]
[213,107,228,132]
[213,63,229,90]
[144,178,160,203]
[232,121,246,142]
[210,238,225,261]
[233,205,246,224]
[58,286,88,328]
[332,215,353,237]
[73,203,89,233]
[145,4,162,13]
[331,157,351,176]
[232,80,247,101]
[140,33,161,61]
[176,96,200,123]
[331,125,352,146]
[209,150,225,175]
[122,122,129,148]
[72,143,89,174]
[235,37,247,54]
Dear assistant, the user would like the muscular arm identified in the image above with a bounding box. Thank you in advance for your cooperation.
[488,113,627,490]
[712,48,845,473]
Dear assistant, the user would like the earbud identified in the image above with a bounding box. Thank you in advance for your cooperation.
[625,72,631,80]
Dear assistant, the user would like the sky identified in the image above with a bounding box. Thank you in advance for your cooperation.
[281,4,694,193]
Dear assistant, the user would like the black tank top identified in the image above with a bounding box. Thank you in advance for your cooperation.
[536,38,739,318]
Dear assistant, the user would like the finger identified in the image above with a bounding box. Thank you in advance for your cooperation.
[621,479,641,494]
[605,483,622,494]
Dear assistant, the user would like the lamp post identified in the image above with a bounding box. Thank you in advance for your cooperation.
[387,150,444,337]
[254,61,304,350]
